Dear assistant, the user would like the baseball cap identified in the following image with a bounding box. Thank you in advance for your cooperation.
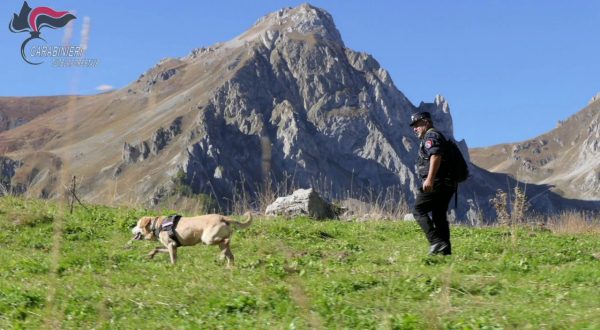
[409,112,431,127]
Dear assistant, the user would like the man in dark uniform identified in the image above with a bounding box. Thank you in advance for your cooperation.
[410,112,455,255]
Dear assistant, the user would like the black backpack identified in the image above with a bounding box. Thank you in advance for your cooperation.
[445,139,469,183]
[432,129,469,183]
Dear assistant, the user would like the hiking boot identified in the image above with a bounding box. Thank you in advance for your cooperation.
[428,242,451,256]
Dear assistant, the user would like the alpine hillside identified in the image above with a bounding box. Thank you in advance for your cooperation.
[471,96,600,201]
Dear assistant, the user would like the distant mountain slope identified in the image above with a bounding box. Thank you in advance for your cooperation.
[470,98,600,200]
[0,96,78,133]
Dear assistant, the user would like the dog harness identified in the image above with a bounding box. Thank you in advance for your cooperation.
[152,215,182,247]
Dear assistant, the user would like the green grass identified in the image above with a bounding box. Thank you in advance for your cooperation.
[1,196,599,329]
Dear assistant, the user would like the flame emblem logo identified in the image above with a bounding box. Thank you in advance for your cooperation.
[9,1,76,65]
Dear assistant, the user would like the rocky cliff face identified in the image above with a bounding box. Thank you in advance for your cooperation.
[180,5,418,203]
[0,4,597,220]
[0,157,21,191]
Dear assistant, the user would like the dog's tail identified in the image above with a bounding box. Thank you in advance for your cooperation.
[225,212,253,229]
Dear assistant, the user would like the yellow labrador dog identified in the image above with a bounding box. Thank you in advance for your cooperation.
[130,213,252,266]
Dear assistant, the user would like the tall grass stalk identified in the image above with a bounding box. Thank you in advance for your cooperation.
[546,211,600,234]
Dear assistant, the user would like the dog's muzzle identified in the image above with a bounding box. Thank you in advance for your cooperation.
[131,227,144,240]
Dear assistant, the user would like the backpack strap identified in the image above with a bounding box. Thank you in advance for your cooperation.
[427,128,447,142]
[454,185,458,209]
[429,129,462,209]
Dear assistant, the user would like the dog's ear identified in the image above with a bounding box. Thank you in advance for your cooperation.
[138,217,153,234]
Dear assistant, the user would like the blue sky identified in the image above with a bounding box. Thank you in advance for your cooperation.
[1,1,599,148]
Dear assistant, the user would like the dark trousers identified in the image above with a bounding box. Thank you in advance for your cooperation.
[413,183,455,250]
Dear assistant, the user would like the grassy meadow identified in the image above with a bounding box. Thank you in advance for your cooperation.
[1,196,599,329]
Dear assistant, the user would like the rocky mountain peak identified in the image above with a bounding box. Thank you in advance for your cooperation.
[417,95,455,140]
[434,94,450,114]
[236,3,344,47]
[589,92,600,105]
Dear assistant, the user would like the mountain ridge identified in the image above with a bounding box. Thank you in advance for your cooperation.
[470,97,600,200]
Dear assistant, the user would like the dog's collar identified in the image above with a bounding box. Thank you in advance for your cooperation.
[150,217,161,238]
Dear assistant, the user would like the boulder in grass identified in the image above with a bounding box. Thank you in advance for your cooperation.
[403,213,415,221]
[265,188,340,220]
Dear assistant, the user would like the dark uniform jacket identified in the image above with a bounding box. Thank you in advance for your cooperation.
[417,128,449,181]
